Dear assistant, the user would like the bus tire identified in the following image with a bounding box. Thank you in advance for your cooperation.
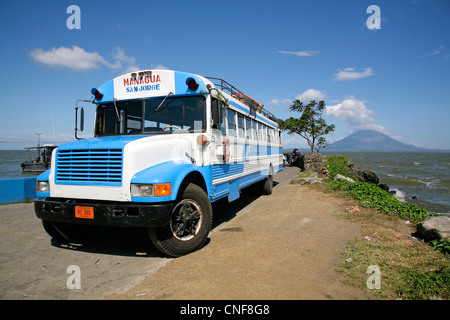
[261,165,274,195]
[148,183,213,257]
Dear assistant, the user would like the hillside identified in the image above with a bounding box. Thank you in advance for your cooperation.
[324,130,430,152]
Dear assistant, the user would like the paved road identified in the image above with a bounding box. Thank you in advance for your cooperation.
[0,167,298,300]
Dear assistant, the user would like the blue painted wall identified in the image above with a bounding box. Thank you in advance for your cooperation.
[0,177,37,204]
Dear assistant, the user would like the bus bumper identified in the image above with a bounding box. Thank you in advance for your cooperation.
[34,199,173,228]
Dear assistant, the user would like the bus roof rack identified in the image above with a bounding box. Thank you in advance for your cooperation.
[206,77,279,125]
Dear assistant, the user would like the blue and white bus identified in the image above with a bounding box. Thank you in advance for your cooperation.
[35,69,283,257]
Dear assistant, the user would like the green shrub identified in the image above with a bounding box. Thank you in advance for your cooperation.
[430,239,450,255]
[397,265,450,300]
[323,155,352,179]
[325,179,429,222]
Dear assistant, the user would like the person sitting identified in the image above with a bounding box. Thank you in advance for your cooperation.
[292,148,299,161]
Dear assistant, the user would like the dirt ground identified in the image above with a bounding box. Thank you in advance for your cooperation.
[108,167,369,300]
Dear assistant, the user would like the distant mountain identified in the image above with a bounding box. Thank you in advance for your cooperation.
[324,130,432,152]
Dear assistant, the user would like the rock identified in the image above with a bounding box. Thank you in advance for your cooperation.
[377,184,389,192]
[349,167,364,182]
[334,174,355,183]
[416,216,450,241]
[320,166,330,179]
[361,169,379,185]
[290,177,323,185]
[290,172,323,185]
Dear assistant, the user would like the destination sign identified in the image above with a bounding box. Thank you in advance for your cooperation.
[113,70,175,100]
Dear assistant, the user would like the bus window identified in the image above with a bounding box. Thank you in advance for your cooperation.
[251,120,257,140]
[143,96,205,132]
[95,96,205,136]
[95,111,105,136]
[245,117,251,139]
[125,100,143,134]
[227,109,236,137]
[237,114,244,138]
[211,98,222,130]
[258,122,262,140]
[220,106,226,135]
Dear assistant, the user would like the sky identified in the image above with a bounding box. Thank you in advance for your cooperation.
[0,0,449,150]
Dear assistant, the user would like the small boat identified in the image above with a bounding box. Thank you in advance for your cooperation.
[21,145,57,172]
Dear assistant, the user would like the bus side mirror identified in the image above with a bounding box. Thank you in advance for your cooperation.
[212,100,222,129]
[75,106,84,139]
[80,107,84,132]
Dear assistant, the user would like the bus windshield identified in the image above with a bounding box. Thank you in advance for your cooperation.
[95,95,206,136]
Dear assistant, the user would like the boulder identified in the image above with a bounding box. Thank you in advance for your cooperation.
[334,174,355,183]
[320,166,330,179]
[416,216,450,241]
[377,183,390,192]
[349,167,364,182]
[290,172,323,185]
[361,169,379,185]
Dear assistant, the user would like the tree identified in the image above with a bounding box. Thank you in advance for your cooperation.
[279,100,335,154]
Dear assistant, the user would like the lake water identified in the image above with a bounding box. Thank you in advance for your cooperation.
[323,152,450,215]
[1,150,449,214]
[0,150,42,179]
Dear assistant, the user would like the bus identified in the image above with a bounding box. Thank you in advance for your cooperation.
[34,69,283,257]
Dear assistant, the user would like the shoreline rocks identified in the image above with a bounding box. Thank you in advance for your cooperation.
[416,216,450,241]
[343,160,393,194]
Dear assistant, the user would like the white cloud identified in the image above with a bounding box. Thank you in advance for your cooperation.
[296,89,326,102]
[267,99,281,107]
[30,45,140,72]
[415,45,444,59]
[150,64,170,70]
[334,67,374,81]
[277,50,320,57]
[110,47,139,72]
[326,97,387,133]
[30,46,111,71]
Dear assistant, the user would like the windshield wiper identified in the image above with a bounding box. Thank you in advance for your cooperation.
[150,92,174,117]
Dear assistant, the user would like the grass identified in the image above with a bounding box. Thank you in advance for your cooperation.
[311,155,449,300]
[335,206,449,300]
[296,169,314,178]
[322,154,352,179]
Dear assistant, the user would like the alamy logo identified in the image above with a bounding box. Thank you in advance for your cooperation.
[66,265,81,289]
[366,265,381,289]
[66,5,81,30]
[366,5,381,30]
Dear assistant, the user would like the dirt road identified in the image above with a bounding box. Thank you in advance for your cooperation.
[1,166,367,300]
[109,166,367,300]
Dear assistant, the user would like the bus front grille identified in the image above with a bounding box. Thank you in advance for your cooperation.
[55,149,123,186]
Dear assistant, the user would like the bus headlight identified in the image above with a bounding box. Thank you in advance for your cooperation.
[131,184,154,197]
[37,181,50,193]
[130,183,172,197]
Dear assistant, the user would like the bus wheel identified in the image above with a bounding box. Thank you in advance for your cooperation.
[148,184,213,257]
[261,165,274,195]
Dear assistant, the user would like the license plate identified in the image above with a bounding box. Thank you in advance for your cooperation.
[75,206,94,219]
